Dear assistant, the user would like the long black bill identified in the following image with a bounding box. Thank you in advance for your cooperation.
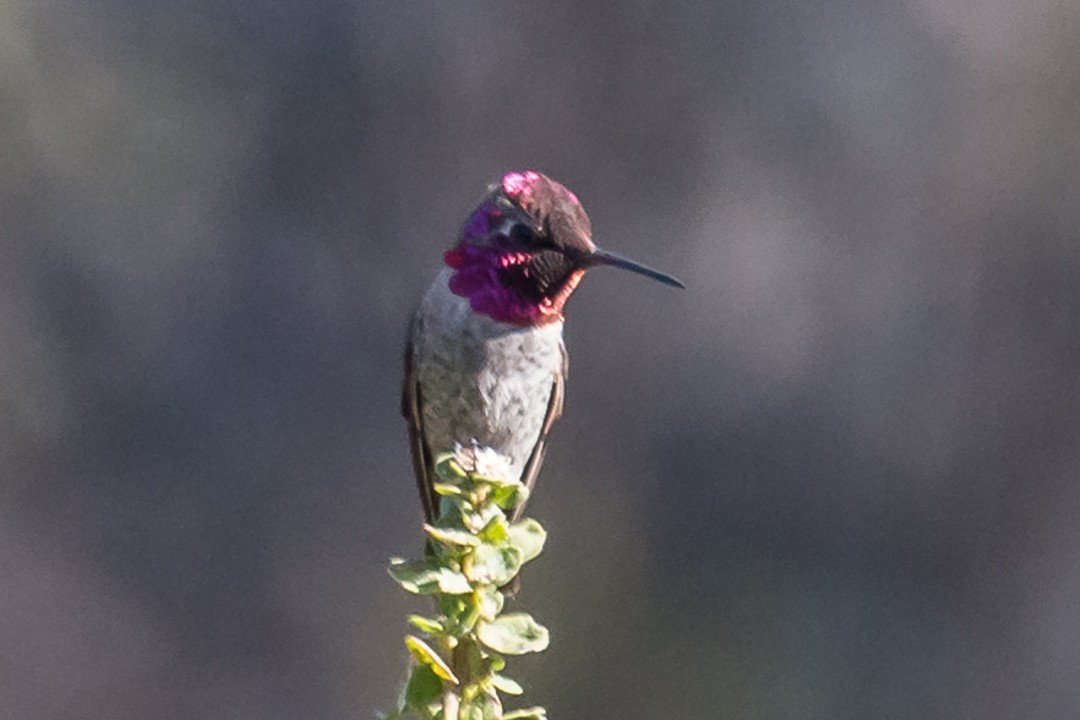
[589,249,685,289]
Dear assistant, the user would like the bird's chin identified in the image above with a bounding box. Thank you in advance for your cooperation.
[445,243,578,328]
[448,271,563,328]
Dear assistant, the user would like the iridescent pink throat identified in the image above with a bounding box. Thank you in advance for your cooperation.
[444,243,582,327]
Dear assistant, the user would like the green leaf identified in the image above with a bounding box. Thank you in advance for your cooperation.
[404,664,444,709]
[456,593,482,633]
[466,543,522,586]
[460,703,483,720]
[432,482,463,496]
[490,483,528,510]
[507,519,546,563]
[479,515,510,544]
[405,635,458,683]
[425,524,481,547]
[439,594,468,618]
[435,454,468,481]
[387,559,437,592]
[389,560,472,595]
[434,568,473,594]
[473,503,507,532]
[490,673,523,695]
[476,613,550,655]
[460,692,501,720]
[406,614,444,634]
[503,707,547,720]
[476,586,504,621]
[488,653,506,672]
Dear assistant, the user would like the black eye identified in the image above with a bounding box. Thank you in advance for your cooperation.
[510,223,534,245]
[509,221,558,250]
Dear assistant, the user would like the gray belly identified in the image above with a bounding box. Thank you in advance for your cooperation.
[414,270,565,474]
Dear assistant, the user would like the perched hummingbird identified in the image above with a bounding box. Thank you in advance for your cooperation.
[403,171,683,524]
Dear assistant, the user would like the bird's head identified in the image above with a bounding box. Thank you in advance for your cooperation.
[444,171,683,327]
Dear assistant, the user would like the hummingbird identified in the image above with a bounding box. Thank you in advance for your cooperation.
[403,171,683,525]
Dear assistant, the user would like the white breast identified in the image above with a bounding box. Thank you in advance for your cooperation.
[412,269,565,474]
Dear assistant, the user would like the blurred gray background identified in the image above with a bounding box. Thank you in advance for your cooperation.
[3,1,1080,718]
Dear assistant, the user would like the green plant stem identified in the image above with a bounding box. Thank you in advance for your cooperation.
[441,687,459,720]
[386,447,549,720]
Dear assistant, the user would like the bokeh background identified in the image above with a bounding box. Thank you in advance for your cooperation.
[4,1,1080,718]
